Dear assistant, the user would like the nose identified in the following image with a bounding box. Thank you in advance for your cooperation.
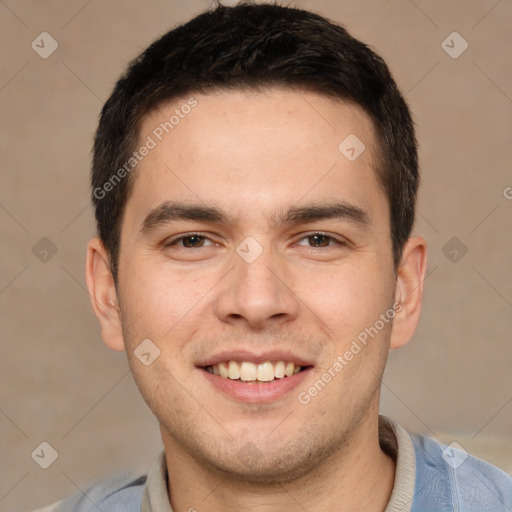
[213,244,301,330]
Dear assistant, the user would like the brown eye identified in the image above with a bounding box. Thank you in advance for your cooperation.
[307,234,332,247]
[180,235,206,248]
[165,233,214,248]
[296,233,342,248]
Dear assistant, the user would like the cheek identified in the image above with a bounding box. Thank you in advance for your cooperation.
[301,264,394,344]
[118,259,212,347]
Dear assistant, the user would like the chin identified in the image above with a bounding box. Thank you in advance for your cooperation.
[210,452,316,485]
[198,430,344,486]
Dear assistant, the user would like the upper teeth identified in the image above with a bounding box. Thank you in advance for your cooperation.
[205,361,302,382]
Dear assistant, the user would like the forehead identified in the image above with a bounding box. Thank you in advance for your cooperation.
[127,88,386,226]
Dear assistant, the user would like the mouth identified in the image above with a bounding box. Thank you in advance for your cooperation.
[203,360,308,383]
[198,356,313,403]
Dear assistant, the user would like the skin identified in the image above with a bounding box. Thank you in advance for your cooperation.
[86,88,427,511]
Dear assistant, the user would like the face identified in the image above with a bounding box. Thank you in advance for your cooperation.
[89,88,421,483]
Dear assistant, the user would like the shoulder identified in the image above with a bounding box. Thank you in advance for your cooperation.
[410,432,512,510]
[31,473,147,512]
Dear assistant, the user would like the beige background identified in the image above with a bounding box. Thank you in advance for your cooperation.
[1,0,511,510]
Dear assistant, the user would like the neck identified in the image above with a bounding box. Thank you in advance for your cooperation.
[161,409,395,512]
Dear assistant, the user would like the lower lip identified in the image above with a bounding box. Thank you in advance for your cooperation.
[200,367,312,403]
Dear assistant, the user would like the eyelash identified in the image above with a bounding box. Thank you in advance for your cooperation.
[164,232,347,249]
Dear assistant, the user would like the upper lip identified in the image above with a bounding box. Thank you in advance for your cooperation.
[197,350,314,368]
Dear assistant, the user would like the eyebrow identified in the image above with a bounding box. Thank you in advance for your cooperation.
[140,200,370,233]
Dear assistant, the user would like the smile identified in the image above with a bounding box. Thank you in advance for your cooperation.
[205,360,303,383]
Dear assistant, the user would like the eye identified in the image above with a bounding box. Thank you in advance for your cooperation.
[165,233,215,248]
[295,232,345,248]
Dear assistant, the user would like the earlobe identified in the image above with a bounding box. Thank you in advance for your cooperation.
[85,238,126,352]
[389,236,428,350]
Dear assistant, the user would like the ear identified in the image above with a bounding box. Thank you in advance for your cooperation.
[85,237,126,352]
[389,236,428,350]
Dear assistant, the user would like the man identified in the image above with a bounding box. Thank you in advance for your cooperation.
[40,2,512,511]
